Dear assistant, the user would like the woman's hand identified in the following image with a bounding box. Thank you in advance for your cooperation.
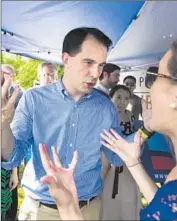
[39,144,79,209]
[100,129,141,167]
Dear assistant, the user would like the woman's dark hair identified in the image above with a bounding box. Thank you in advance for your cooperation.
[168,39,177,81]
[123,75,136,84]
[109,84,131,98]
[62,27,112,56]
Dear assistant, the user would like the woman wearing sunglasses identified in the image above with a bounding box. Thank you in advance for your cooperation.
[38,39,177,221]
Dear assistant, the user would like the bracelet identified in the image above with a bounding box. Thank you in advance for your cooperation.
[139,124,155,139]
[127,160,141,168]
[138,128,148,139]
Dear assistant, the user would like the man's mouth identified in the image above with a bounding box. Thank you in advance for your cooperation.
[85,82,96,88]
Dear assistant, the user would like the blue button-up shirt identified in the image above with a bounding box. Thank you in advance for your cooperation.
[2,78,125,203]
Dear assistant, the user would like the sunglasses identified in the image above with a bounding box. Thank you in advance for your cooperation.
[145,71,177,89]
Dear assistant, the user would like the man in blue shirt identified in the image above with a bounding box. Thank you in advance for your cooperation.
[1,27,149,220]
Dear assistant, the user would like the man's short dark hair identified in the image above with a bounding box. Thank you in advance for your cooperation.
[62,27,112,56]
[123,75,136,84]
[99,63,120,80]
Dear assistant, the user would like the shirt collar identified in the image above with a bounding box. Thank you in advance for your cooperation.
[56,76,95,100]
[95,82,109,95]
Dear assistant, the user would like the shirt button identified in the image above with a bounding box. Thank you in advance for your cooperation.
[72,123,75,127]
[69,143,73,147]
[74,104,77,108]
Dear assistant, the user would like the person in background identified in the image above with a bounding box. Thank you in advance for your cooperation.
[123,75,142,120]
[1,64,23,221]
[37,62,58,86]
[1,69,20,220]
[1,64,24,106]
[100,85,141,220]
[94,63,120,182]
[24,62,58,165]
[95,63,120,95]
[37,39,177,221]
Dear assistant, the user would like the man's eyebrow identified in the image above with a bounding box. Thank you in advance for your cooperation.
[83,58,106,65]
[83,58,95,62]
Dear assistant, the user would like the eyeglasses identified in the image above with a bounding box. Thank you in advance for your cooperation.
[145,71,177,89]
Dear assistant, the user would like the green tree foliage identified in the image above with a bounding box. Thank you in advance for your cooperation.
[1,52,64,90]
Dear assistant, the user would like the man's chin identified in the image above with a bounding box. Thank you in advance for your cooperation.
[82,87,93,95]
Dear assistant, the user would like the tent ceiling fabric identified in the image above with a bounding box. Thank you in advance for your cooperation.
[108,1,177,68]
[2,1,176,67]
[2,1,144,64]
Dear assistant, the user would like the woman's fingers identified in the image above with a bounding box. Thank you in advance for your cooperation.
[39,144,52,173]
[68,151,78,170]
[110,129,124,141]
[40,175,58,189]
[100,140,117,152]
[100,130,115,146]
[51,146,62,168]
[134,131,141,147]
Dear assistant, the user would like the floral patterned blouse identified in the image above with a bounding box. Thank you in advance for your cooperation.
[140,180,177,220]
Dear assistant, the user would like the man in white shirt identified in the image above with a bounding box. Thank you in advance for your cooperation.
[95,63,120,95]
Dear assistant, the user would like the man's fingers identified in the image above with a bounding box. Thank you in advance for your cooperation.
[39,144,52,173]
[69,151,78,170]
[51,146,62,168]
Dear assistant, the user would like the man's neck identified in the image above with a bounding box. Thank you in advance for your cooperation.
[62,75,86,102]
[100,81,109,90]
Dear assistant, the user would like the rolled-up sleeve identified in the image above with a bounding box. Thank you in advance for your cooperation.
[2,90,33,170]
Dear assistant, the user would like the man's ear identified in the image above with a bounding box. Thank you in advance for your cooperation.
[103,71,108,79]
[62,52,70,66]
